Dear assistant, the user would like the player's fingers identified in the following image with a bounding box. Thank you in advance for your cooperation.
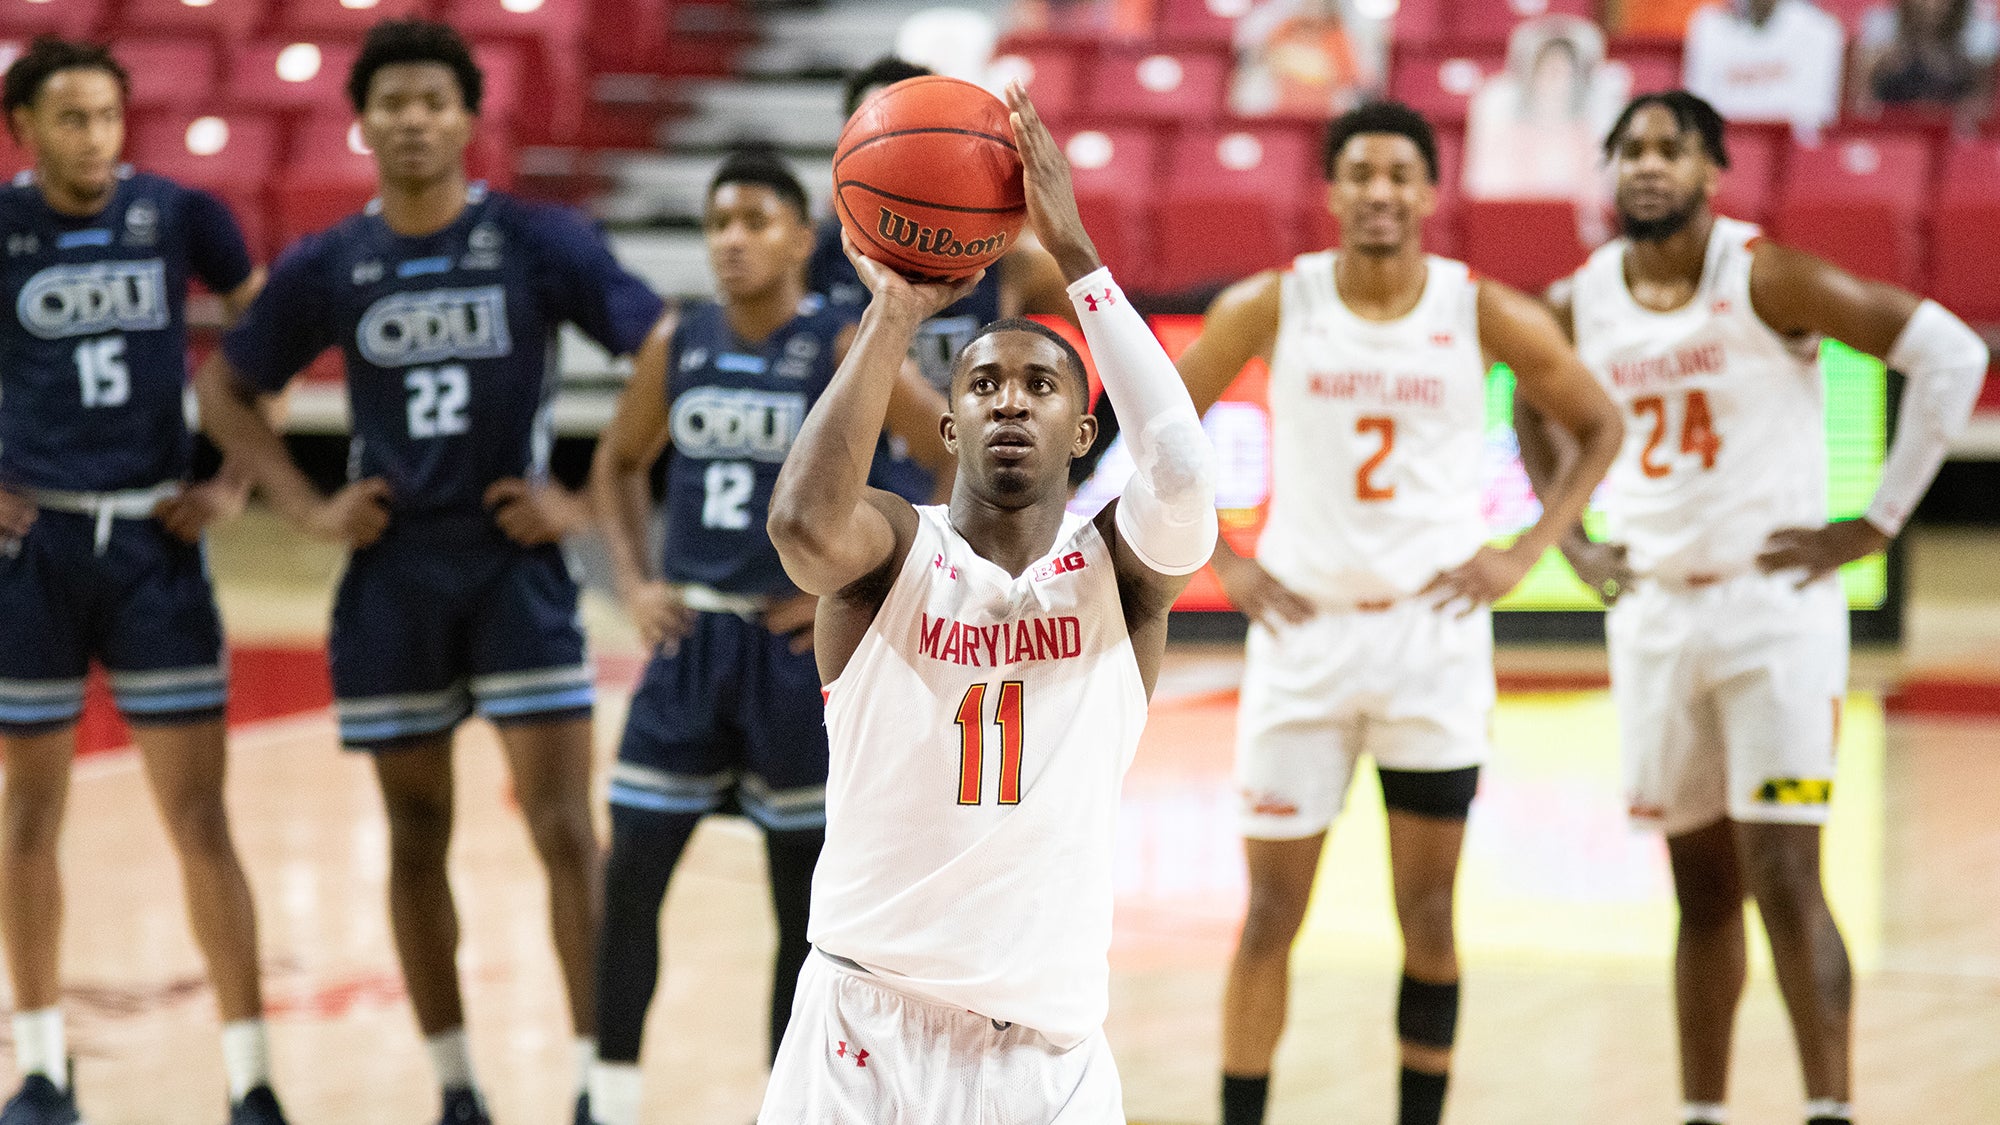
[484,478,526,507]
[354,476,394,502]
[788,629,814,656]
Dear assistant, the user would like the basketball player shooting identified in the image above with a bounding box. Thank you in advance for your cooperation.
[757,83,1217,1123]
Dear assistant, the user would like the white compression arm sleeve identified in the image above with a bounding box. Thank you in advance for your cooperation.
[1068,267,1218,575]
[1866,300,1989,535]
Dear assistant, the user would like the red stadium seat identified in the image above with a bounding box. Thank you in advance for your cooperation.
[443,0,582,137]
[118,38,221,111]
[1157,0,1250,46]
[1932,140,2000,321]
[118,0,270,39]
[1450,0,1594,47]
[1715,124,1783,224]
[272,112,375,248]
[1392,0,1446,48]
[1607,39,1682,96]
[0,0,108,37]
[471,41,526,127]
[1387,45,1502,126]
[1,141,33,183]
[987,46,1087,124]
[129,111,281,255]
[1773,133,1933,287]
[1458,198,1589,292]
[1307,122,1466,259]
[1087,46,1230,124]
[1055,124,1161,291]
[272,0,432,39]
[1151,126,1316,290]
[227,41,360,111]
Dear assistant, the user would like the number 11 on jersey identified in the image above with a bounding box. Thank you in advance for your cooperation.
[954,681,1025,806]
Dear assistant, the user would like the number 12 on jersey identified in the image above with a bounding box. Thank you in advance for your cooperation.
[954,681,1024,806]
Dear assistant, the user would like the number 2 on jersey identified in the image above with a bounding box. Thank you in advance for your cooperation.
[954,681,1024,806]
[1633,389,1721,478]
[1355,415,1396,501]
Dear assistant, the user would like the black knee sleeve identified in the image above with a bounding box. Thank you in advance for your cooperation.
[763,826,823,1063]
[1378,766,1479,820]
[594,805,701,1062]
[1396,974,1460,1050]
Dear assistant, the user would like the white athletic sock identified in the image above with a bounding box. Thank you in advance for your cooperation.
[425,1028,478,1095]
[587,1061,641,1125]
[572,1037,595,1096]
[1805,1098,1854,1121]
[11,1008,66,1091]
[1683,1102,1728,1125]
[221,1019,271,1102]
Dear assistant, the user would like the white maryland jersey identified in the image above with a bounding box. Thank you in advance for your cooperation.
[809,505,1149,1050]
[1257,252,1491,604]
[1571,217,1827,581]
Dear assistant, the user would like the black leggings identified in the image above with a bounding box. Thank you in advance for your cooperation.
[593,804,823,1064]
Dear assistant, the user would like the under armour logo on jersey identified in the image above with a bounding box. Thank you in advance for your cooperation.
[1081,288,1116,312]
[835,1041,869,1067]
[931,552,959,580]
[352,260,384,286]
[1431,332,1453,347]
[5,233,39,257]
[1711,299,1732,315]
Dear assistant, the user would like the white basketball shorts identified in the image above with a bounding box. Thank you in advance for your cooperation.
[759,951,1125,1125]
[1236,601,1494,840]
[1608,570,1849,837]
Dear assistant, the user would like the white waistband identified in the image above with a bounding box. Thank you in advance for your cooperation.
[25,482,179,519]
[678,584,769,618]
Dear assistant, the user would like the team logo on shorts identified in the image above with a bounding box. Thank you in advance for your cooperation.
[834,1041,869,1067]
[1753,778,1832,806]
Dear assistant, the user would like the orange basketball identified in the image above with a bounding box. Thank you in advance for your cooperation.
[833,76,1026,281]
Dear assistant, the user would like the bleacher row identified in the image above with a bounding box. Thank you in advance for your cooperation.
[999,15,2000,308]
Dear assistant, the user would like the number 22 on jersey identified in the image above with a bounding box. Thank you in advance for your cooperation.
[954,681,1024,806]
[1632,389,1721,478]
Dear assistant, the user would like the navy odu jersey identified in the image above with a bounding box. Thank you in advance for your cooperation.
[661,295,852,596]
[0,169,253,492]
[222,184,663,514]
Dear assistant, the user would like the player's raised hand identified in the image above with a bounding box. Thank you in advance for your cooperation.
[620,578,693,654]
[1756,518,1887,588]
[305,477,393,547]
[1562,538,1635,605]
[1003,81,1101,284]
[0,486,37,544]
[1214,552,1315,630]
[485,478,590,546]
[1422,543,1538,617]
[153,476,250,544]
[839,228,981,320]
[764,591,819,655]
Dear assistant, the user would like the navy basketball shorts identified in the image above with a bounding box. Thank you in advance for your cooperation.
[0,512,227,735]
[610,609,830,832]
[329,516,592,750]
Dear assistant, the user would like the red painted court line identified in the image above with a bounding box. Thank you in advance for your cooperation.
[1884,678,2000,717]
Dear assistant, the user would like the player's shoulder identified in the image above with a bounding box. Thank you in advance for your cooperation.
[1207,266,1286,321]
[484,188,601,250]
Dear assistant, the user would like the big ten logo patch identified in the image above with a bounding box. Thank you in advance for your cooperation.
[1031,551,1087,583]
[1753,778,1833,806]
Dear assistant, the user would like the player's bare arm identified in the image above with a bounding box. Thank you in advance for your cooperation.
[1175,273,1312,629]
[768,235,978,670]
[589,306,694,651]
[1516,281,1636,603]
[151,268,271,543]
[1006,81,1217,683]
[1747,240,1989,584]
[1428,279,1623,612]
[194,351,394,548]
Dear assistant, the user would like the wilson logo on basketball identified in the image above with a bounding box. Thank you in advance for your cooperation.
[876,207,1009,260]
